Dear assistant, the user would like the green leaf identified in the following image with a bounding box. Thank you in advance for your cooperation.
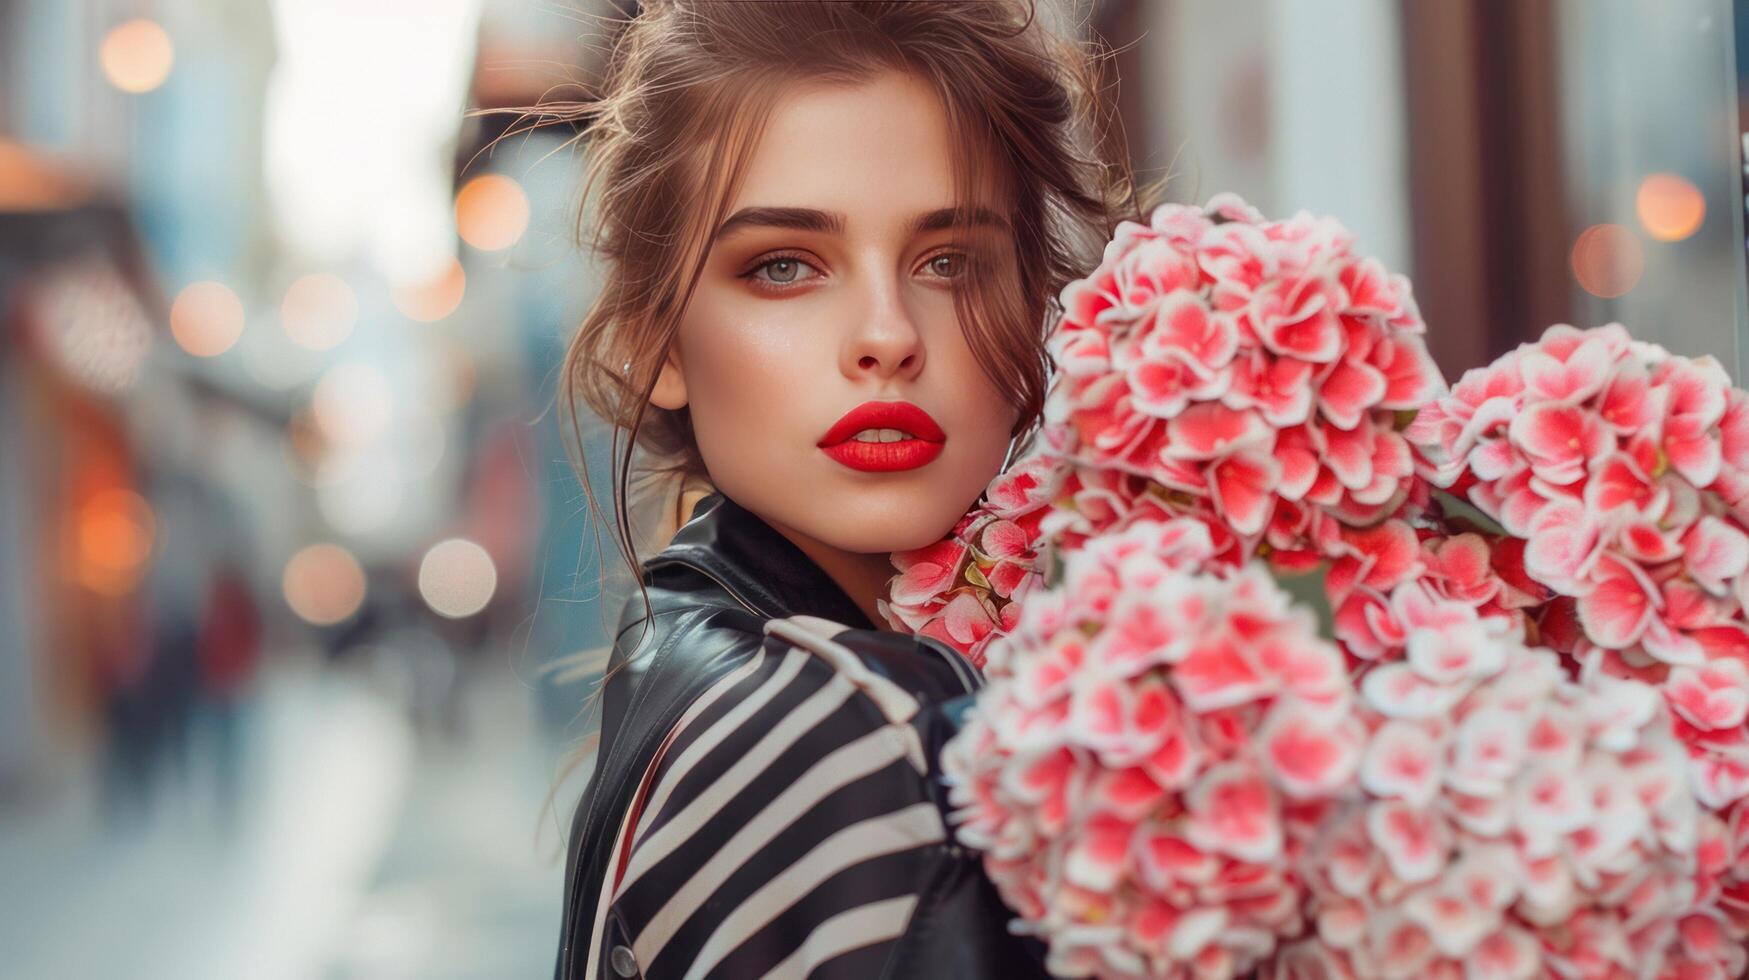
[1042,539,1065,590]
[1432,489,1507,538]
[1269,559,1337,641]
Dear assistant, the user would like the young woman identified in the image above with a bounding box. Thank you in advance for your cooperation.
[549,3,1152,977]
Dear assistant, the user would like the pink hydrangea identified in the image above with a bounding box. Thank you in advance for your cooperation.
[1287,613,1737,979]
[1327,527,1538,668]
[940,517,1364,977]
[1692,804,1749,943]
[885,209,1749,978]
[1407,323,1749,671]
[1034,459,1252,572]
[878,453,1062,668]
[1042,193,1445,550]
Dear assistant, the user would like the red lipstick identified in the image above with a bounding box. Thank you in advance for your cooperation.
[818,400,946,472]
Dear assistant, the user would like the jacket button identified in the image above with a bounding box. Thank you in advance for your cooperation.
[610,944,639,977]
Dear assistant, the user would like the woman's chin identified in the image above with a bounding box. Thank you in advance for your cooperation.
[824,501,976,556]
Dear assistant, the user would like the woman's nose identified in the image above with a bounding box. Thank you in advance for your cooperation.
[844,276,926,381]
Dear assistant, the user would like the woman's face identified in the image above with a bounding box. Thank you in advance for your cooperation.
[651,70,1025,556]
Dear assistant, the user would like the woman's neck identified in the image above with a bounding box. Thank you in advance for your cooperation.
[669,486,895,629]
[757,512,896,630]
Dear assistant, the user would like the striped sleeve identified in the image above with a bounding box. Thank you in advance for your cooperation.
[601,616,950,980]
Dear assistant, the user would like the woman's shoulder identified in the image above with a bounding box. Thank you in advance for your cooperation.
[597,615,963,978]
[597,561,772,758]
[570,615,1046,980]
[609,560,767,670]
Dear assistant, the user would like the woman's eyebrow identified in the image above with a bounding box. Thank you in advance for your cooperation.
[712,205,1010,242]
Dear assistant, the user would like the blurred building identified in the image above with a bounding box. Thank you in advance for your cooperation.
[1092,0,1749,377]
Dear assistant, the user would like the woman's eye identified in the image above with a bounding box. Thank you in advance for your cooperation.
[749,256,821,287]
[925,253,967,279]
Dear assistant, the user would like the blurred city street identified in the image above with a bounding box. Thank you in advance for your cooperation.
[2,644,584,979]
[2,2,623,974]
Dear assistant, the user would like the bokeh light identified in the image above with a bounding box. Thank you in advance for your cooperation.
[1571,223,1645,299]
[454,174,530,252]
[281,273,358,351]
[311,362,393,447]
[170,280,246,357]
[281,543,367,626]
[0,139,94,211]
[1636,172,1706,242]
[100,19,174,94]
[390,259,466,323]
[32,254,153,393]
[75,488,156,595]
[417,538,497,619]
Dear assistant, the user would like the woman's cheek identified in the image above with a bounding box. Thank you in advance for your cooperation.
[682,320,822,483]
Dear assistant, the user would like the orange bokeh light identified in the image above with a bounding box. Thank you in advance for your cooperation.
[1636,172,1706,242]
[76,488,155,595]
[1571,223,1645,299]
[170,281,245,357]
[391,259,466,323]
[0,140,93,212]
[100,19,174,94]
[455,174,530,252]
[282,543,367,626]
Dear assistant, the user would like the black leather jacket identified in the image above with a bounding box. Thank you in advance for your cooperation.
[552,490,1050,980]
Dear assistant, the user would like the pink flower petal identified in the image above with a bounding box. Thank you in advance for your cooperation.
[1263,706,1362,799]
[1208,451,1280,537]
[1361,719,1444,807]
[1684,515,1749,596]
[1318,359,1388,430]
[1373,334,1445,411]
[1366,799,1450,883]
[1665,660,1749,731]
[1575,557,1660,650]
[1164,403,1272,460]
[1186,762,1283,863]
[1508,402,1610,486]
[1252,277,1344,363]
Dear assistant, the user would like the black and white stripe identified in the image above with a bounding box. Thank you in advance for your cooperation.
[588,615,956,980]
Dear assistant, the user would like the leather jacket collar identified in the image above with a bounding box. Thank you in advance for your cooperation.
[643,490,879,631]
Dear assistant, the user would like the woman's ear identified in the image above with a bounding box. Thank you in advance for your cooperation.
[649,343,688,410]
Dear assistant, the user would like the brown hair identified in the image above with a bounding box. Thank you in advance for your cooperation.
[524,0,1163,838]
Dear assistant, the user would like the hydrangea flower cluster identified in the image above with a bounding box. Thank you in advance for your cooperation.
[1326,523,1541,669]
[884,192,1749,978]
[1407,323,1749,670]
[1285,608,1736,978]
[1042,193,1444,547]
[884,194,1453,670]
[940,517,1364,978]
[876,454,1060,668]
[1408,324,1749,859]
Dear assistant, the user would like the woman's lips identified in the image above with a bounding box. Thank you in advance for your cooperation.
[818,400,946,472]
[821,438,945,472]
